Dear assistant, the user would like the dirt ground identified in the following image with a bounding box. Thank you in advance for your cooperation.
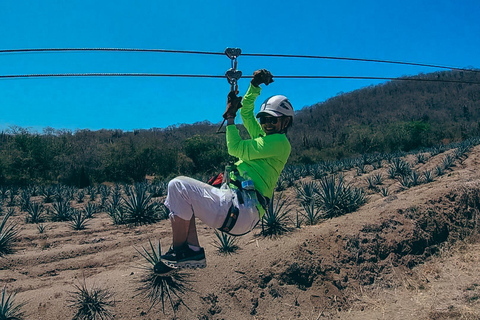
[2,144,480,320]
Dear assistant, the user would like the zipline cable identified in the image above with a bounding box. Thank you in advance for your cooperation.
[1,73,480,85]
[0,47,478,73]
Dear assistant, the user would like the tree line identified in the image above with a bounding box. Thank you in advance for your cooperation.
[1,70,480,186]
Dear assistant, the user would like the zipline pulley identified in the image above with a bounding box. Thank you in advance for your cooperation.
[217,47,242,133]
[224,47,242,93]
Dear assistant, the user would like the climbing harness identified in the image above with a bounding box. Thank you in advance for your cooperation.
[216,47,242,133]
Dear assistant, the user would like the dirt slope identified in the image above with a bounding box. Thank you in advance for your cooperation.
[2,145,480,320]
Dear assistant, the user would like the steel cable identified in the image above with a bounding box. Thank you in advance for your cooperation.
[0,47,478,72]
[1,73,479,85]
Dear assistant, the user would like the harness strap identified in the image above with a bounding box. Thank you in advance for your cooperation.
[219,204,239,233]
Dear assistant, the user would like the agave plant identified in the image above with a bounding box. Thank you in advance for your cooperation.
[156,202,170,221]
[416,153,427,164]
[37,223,46,234]
[295,181,319,205]
[315,175,366,218]
[301,200,323,225]
[134,240,191,313]
[83,202,98,219]
[388,158,412,178]
[423,170,434,183]
[68,279,115,320]
[20,189,32,212]
[50,200,73,222]
[372,173,384,185]
[123,185,159,226]
[261,194,293,237]
[442,154,455,170]
[69,209,89,231]
[25,201,45,224]
[0,286,26,320]
[149,182,168,198]
[213,230,239,254]
[97,186,110,208]
[42,186,55,203]
[379,187,389,197]
[0,210,19,257]
[106,204,127,225]
[410,170,421,186]
[76,190,85,203]
[398,175,412,189]
[435,165,445,177]
[365,176,377,190]
[6,187,19,207]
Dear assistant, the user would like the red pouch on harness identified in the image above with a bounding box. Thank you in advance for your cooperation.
[207,172,224,188]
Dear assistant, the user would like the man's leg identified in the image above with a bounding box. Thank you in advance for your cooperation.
[187,215,200,247]
[170,214,190,249]
[170,214,199,249]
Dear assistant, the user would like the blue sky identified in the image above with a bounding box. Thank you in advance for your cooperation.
[1,0,479,132]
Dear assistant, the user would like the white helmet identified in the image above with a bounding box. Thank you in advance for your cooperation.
[256,95,294,119]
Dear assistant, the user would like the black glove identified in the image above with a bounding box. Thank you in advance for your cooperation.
[223,91,243,119]
[251,69,274,87]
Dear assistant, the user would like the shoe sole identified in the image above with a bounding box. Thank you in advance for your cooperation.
[161,258,206,269]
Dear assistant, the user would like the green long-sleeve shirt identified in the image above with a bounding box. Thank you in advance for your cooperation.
[226,84,291,200]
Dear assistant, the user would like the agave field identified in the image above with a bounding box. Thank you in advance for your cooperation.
[1,137,480,319]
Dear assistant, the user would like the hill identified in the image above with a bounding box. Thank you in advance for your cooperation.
[1,138,480,319]
[289,69,480,162]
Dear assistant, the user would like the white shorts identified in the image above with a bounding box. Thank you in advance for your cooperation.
[164,176,260,236]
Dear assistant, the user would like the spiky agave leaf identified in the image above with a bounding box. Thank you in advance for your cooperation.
[0,286,26,320]
[295,181,319,205]
[67,279,115,320]
[123,186,159,226]
[213,230,239,254]
[68,209,89,231]
[261,193,293,236]
[0,210,19,257]
[301,200,323,225]
[134,240,192,313]
[25,201,45,224]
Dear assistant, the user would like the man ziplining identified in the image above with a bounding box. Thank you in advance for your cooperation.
[155,69,294,273]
